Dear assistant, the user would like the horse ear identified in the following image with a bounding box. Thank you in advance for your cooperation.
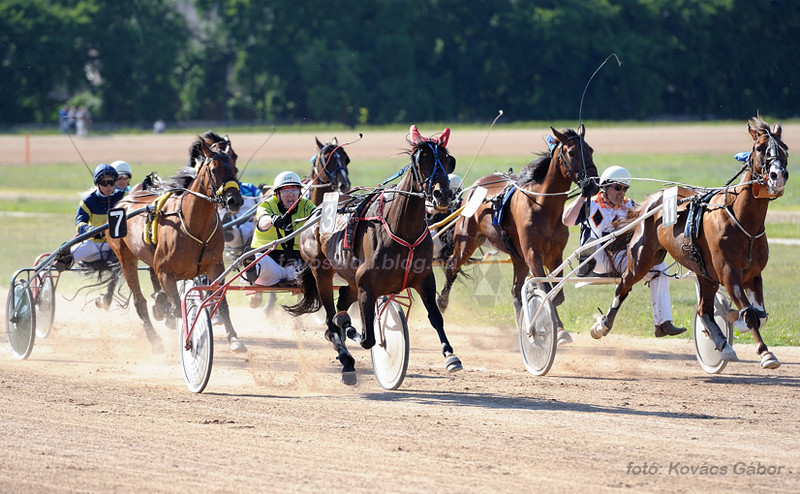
[445,155,456,174]
[332,137,339,146]
[578,123,585,138]
[410,125,423,144]
[316,137,324,149]
[748,124,761,141]
[438,128,451,148]
[773,123,782,138]
[550,127,566,143]
[198,136,213,157]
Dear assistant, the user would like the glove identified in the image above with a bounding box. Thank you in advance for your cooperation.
[271,215,285,230]
[580,178,595,198]
[93,232,106,240]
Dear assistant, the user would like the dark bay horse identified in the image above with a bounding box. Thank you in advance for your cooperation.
[286,125,459,384]
[308,137,352,205]
[107,136,245,353]
[438,125,599,331]
[593,115,788,369]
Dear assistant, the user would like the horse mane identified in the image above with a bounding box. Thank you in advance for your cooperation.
[188,130,238,163]
[166,166,197,194]
[749,114,769,134]
[517,128,579,186]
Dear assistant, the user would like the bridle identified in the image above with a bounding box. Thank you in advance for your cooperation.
[552,134,595,186]
[194,152,241,206]
[409,140,451,199]
[315,143,350,189]
[747,131,788,198]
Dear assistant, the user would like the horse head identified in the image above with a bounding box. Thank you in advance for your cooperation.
[314,137,351,193]
[550,124,599,195]
[194,137,244,214]
[748,116,789,198]
[408,125,456,212]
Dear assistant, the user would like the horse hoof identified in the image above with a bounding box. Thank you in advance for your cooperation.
[444,354,463,373]
[590,322,607,340]
[760,352,780,369]
[341,371,357,386]
[164,315,176,330]
[720,343,738,362]
[95,296,111,311]
[150,337,165,354]
[229,337,247,353]
[557,329,573,346]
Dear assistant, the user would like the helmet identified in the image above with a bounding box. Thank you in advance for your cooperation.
[273,171,302,191]
[447,173,463,191]
[599,166,631,188]
[111,160,132,178]
[93,163,118,184]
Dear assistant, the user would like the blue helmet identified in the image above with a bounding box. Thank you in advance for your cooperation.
[93,163,118,184]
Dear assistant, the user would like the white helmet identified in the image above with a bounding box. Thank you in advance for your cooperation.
[599,166,631,187]
[447,173,463,191]
[273,171,302,191]
[111,160,133,178]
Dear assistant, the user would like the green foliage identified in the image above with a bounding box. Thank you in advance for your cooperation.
[3,0,800,126]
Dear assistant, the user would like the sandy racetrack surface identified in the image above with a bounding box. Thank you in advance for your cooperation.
[2,126,800,492]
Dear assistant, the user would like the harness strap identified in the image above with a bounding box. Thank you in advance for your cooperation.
[723,205,765,263]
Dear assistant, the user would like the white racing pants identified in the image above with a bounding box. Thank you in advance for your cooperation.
[593,248,674,326]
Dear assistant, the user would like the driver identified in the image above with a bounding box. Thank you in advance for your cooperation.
[245,171,316,286]
[562,165,687,339]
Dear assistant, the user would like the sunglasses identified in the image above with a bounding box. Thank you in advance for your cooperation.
[610,184,628,192]
[98,179,116,187]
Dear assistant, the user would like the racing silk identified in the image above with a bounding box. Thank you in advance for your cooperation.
[75,188,126,242]
[251,195,316,251]
[577,191,634,241]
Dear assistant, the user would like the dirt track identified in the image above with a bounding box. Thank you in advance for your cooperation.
[2,126,799,492]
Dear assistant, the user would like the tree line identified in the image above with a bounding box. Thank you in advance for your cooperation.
[2,0,798,128]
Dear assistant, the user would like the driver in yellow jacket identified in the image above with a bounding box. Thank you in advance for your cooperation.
[248,171,316,285]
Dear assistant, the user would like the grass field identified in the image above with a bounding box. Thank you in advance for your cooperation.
[2,125,798,346]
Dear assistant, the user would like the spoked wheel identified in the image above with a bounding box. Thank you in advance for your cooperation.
[6,281,36,359]
[693,289,735,374]
[370,297,410,390]
[518,287,558,376]
[32,273,56,338]
[178,279,214,393]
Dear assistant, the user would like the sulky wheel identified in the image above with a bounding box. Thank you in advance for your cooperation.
[6,280,36,360]
[370,297,410,390]
[693,289,735,374]
[179,279,214,393]
[518,287,558,376]
[32,273,56,338]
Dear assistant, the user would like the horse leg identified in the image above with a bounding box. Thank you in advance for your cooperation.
[96,266,120,310]
[725,275,777,368]
[207,263,246,353]
[149,268,170,321]
[419,272,462,372]
[438,220,481,312]
[334,285,361,343]
[117,246,164,353]
[696,277,738,361]
[591,267,637,339]
[356,285,377,350]
[316,271,356,384]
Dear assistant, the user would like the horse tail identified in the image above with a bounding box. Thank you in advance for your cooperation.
[283,266,322,316]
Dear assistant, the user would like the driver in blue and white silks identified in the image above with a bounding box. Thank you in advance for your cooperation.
[63,163,126,269]
[562,166,687,339]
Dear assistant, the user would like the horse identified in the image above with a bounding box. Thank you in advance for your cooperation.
[286,125,460,384]
[308,137,352,205]
[107,135,245,353]
[438,125,599,334]
[592,115,788,369]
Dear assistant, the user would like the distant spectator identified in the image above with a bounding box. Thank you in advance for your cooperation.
[75,107,90,137]
[67,106,77,133]
[153,119,166,134]
[58,106,69,134]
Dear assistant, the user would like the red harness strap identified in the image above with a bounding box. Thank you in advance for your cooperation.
[355,191,428,291]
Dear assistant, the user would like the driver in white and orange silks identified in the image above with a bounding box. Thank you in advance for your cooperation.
[562,165,686,339]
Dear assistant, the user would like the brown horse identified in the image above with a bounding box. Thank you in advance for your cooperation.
[593,115,788,369]
[286,125,459,384]
[438,125,599,333]
[107,136,245,353]
[308,137,352,205]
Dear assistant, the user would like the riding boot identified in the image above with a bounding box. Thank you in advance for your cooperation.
[654,320,687,337]
[54,251,74,272]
